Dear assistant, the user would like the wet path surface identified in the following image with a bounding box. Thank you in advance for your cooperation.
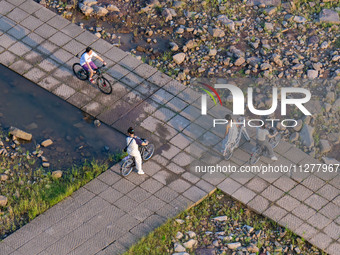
[0,1,339,255]
[0,64,125,169]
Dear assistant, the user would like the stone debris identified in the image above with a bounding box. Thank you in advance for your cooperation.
[9,127,32,141]
[183,239,197,249]
[227,242,241,250]
[52,170,63,179]
[41,139,53,147]
[176,231,184,239]
[213,216,228,221]
[175,219,185,224]
[173,53,186,65]
[319,9,340,24]
[300,124,314,148]
[0,174,8,181]
[0,195,8,207]
[174,242,186,252]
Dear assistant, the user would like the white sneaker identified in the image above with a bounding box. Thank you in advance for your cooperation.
[271,156,278,161]
[138,171,145,175]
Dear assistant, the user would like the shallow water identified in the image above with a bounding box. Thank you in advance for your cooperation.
[0,64,125,170]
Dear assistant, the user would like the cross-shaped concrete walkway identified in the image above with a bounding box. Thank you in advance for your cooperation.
[0,1,339,254]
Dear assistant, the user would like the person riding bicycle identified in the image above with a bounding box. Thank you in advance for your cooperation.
[223,114,238,149]
[80,47,106,84]
[256,122,278,161]
[126,127,148,175]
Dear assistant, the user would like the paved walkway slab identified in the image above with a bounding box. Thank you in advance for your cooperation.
[0,1,339,254]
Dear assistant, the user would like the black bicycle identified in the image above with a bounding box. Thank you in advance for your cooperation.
[120,138,155,176]
[72,63,112,94]
[249,128,281,165]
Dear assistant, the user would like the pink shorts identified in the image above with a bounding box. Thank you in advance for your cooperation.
[82,61,97,72]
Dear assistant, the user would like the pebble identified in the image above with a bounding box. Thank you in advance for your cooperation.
[227,242,241,250]
[187,231,196,238]
[175,219,185,224]
[0,195,8,206]
[183,239,197,249]
[176,231,184,239]
[213,216,228,221]
[174,242,186,252]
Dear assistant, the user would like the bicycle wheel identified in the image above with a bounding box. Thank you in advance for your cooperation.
[269,133,281,148]
[97,77,112,94]
[142,143,155,161]
[121,158,134,176]
[72,63,88,80]
[242,128,251,142]
[249,146,261,165]
[223,144,234,160]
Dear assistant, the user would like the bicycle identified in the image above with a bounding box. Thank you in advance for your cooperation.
[249,128,281,165]
[120,138,155,176]
[72,63,112,94]
[223,122,250,160]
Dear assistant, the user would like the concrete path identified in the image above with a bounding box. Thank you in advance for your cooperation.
[0,1,339,254]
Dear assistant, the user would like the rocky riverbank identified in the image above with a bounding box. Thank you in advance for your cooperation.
[126,192,324,255]
[37,0,339,161]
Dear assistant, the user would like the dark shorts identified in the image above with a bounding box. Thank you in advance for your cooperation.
[82,61,97,72]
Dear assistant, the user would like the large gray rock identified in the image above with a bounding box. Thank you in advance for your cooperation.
[93,6,108,17]
[9,127,32,141]
[305,100,322,115]
[229,46,245,58]
[300,124,314,148]
[209,27,225,38]
[217,15,235,31]
[307,70,318,80]
[332,98,340,112]
[79,3,94,16]
[319,139,331,154]
[173,53,186,64]
[247,0,281,6]
[319,9,340,24]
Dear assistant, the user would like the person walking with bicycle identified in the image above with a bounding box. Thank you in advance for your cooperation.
[256,122,278,161]
[126,127,148,175]
[223,114,238,149]
[80,47,106,84]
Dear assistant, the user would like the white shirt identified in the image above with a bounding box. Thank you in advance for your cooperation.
[257,127,269,141]
[80,51,98,66]
[126,137,139,156]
